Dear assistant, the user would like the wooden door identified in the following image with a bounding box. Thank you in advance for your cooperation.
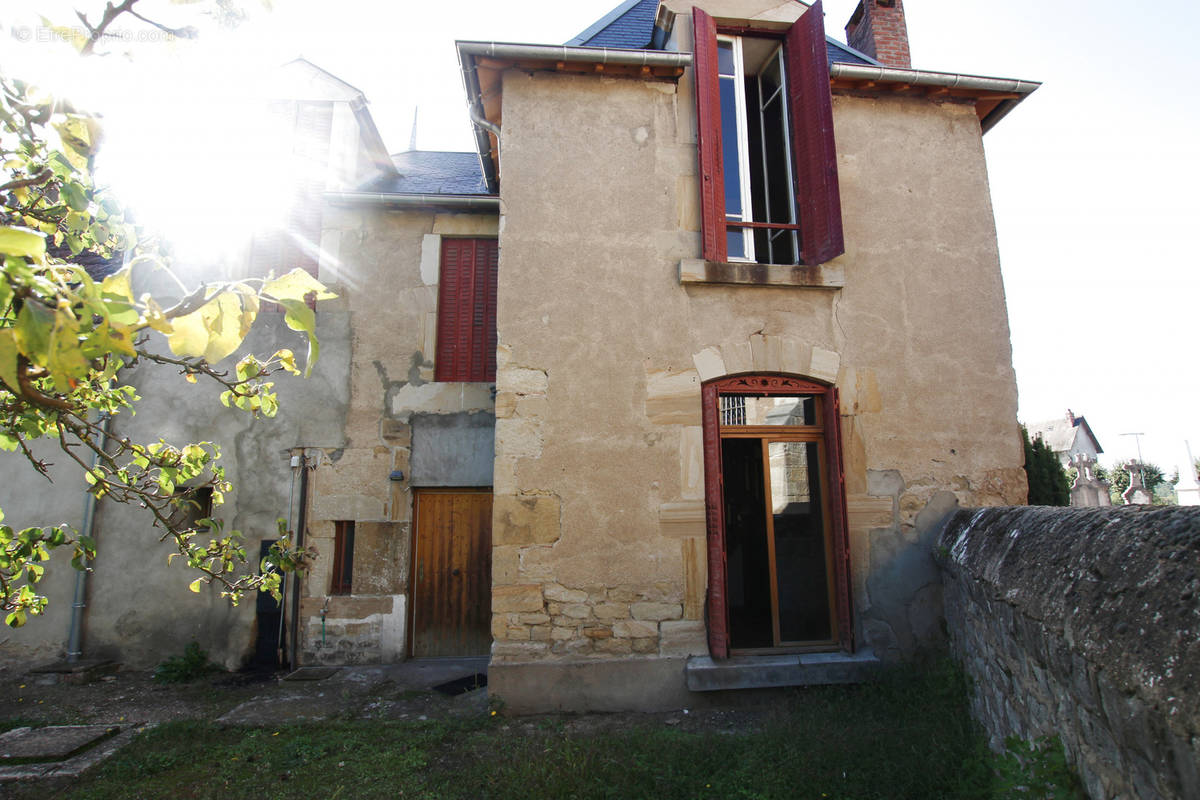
[411,490,492,657]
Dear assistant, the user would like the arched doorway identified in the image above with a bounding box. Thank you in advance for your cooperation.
[701,375,852,658]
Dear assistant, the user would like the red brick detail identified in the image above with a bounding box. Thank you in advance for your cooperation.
[844,0,912,69]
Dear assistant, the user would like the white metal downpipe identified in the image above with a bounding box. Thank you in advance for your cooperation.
[65,413,111,663]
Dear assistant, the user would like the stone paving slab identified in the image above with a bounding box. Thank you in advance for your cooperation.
[0,724,149,782]
[0,724,118,762]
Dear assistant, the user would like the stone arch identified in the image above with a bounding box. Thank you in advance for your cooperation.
[690,334,841,385]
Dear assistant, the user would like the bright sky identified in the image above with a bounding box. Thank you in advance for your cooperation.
[6,0,1199,478]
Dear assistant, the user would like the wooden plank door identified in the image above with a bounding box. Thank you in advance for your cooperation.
[411,490,492,657]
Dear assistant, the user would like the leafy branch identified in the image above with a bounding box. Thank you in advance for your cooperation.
[0,67,332,627]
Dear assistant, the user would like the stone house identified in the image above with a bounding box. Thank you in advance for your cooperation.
[1,0,1039,712]
[1026,410,1105,470]
[1026,410,1110,507]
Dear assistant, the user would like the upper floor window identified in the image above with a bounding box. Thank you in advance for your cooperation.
[693,1,844,267]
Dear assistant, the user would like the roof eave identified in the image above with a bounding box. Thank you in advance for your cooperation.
[829,62,1041,133]
[325,191,500,212]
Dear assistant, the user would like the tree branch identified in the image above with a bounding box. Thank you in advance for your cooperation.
[0,169,52,194]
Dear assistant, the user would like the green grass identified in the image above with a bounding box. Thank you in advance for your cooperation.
[8,659,1074,800]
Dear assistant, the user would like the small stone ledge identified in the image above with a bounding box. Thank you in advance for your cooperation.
[679,258,845,288]
[685,649,880,691]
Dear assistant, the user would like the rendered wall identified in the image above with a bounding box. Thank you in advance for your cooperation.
[0,204,500,670]
[940,506,1200,799]
[0,312,350,670]
[488,50,1024,707]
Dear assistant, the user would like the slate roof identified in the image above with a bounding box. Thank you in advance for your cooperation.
[360,151,489,196]
[568,0,657,48]
[566,0,880,67]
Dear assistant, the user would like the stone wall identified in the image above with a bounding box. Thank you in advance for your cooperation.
[938,506,1200,799]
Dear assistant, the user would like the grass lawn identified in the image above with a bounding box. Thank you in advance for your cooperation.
[9,660,1067,799]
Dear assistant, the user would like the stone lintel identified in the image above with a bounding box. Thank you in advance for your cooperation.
[685,649,880,691]
[680,258,845,288]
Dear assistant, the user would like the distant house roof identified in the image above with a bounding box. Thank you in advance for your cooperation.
[359,151,489,196]
[566,0,880,67]
[1027,414,1104,457]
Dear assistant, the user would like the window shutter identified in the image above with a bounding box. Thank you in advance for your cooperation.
[435,239,498,382]
[692,7,728,264]
[785,0,845,265]
[824,385,854,653]
[481,240,498,382]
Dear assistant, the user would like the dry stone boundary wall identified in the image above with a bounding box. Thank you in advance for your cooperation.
[938,506,1199,799]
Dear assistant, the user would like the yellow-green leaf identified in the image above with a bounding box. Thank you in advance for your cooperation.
[61,182,89,212]
[47,305,89,391]
[14,302,53,361]
[143,297,174,335]
[188,578,202,593]
[100,267,134,302]
[0,330,18,392]
[165,303,208,358]
[279,299,319,378]
[0,226,47,259]
[54,115,99,158]
[166,292,246,364]
[200,292,244,364]
[262,269,336,303]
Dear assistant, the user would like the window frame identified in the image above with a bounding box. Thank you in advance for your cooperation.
[693,1,844,267]
[701,374,852,659]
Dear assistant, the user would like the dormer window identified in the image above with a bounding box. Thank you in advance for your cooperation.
[694,1,844,267]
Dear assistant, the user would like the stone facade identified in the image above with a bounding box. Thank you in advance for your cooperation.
[940,506,1200,800]
[487,2,1026,709]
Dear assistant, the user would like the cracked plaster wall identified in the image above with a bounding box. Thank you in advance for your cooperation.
[301,207,497,665]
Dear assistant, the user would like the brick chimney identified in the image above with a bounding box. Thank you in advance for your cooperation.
[844,0,912,69]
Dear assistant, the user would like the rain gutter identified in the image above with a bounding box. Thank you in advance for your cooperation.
[828,63,1040,133]
[325,191,500,212]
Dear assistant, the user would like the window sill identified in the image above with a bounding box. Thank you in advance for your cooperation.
[679,258,844,288]
[684,648,879,691]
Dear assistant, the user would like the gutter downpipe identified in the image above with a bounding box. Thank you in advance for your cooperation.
[66,412,112,664]
[287,452,309,671]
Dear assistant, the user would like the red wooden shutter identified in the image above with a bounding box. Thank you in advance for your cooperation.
[785,0,845,266]
[824,385,854,652]
[701,381,730,659]
[692,7,728,264]
[435,239,498,382]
